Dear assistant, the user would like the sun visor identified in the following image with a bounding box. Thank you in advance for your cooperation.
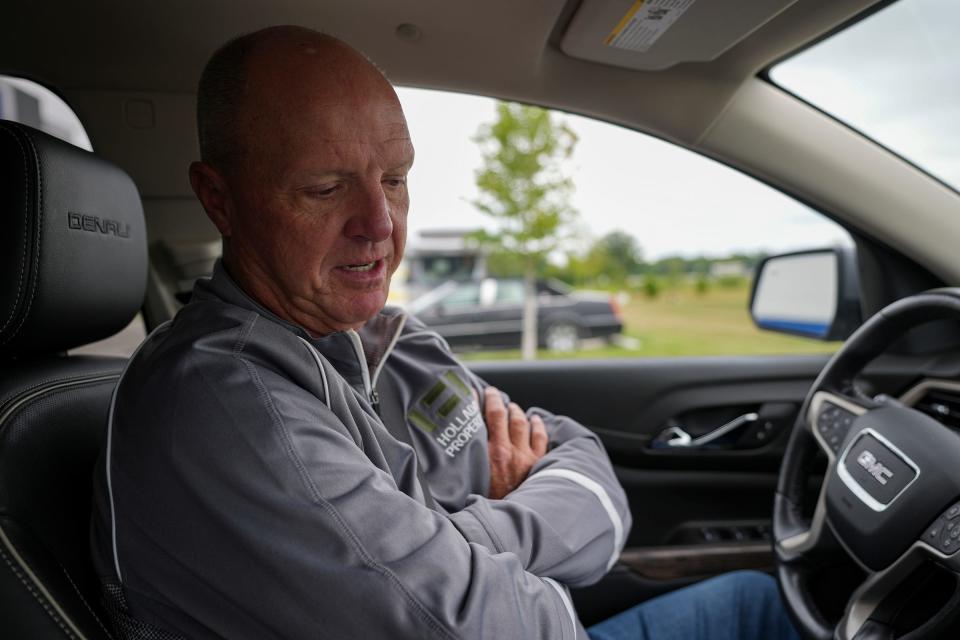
[560,0,798,71]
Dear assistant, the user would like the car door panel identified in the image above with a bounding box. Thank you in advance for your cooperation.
[469,355,829,621]
[471,363,815,523]
[470,355,829,537]
[469,355,829,463]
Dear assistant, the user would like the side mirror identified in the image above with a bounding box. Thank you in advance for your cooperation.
[749,246,861,341]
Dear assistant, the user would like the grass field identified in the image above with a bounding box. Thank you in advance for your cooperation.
[460,282,840,361]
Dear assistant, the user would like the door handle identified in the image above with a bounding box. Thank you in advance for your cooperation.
[657,412,759,448]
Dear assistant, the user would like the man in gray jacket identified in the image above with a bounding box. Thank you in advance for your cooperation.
[91,25,797,640]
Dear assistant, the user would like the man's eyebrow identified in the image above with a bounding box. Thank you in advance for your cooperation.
[289,161,412,185]
[386,158,415,173]
[289,169,359,185]
[383,141,415,171]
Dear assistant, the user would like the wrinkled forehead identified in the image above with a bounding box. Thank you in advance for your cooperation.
[265,96,412,160]
[235,97,413,181]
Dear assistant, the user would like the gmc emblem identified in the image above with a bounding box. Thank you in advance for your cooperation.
[68,212,130,238]
[857,450,893,486]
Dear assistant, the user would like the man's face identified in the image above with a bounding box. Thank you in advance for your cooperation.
[219,48,414,335]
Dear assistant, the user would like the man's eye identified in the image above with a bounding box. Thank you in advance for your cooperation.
[383,177,407,188]
[308,185,340,198]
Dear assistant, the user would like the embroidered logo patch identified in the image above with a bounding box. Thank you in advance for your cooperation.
[409,370,483,458]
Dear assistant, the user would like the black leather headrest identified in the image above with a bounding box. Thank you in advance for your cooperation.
[0,121,147,358]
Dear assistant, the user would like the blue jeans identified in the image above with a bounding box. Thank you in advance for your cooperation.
[588,571,800,640]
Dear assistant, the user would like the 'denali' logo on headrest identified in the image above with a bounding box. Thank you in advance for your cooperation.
[67,212,130,238]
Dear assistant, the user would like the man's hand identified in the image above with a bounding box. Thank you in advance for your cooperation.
[484,386,548,499]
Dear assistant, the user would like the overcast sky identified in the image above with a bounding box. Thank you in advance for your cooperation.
[398,0,957,261]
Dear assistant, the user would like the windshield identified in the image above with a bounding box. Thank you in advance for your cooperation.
[769,0,960,192]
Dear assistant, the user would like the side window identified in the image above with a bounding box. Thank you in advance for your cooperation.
[421,256,479,284]
[442,284,482,308]
[404,88,852,360]
[1,75,147,357]
[496,281,525,305]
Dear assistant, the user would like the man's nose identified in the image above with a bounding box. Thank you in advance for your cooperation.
[344,183,393,242]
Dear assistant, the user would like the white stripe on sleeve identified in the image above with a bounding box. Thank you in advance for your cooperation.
[528,468,624,570]
[543,577,577,637]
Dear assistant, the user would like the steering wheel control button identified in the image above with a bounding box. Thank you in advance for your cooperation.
[942,528,959,551]
[926,504,960,554]
[922,507,957,553]
[837,430,919,512]
[817,402,855,454]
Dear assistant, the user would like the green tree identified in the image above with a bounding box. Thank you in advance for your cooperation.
[485,252,526,278]
[551,230,644,289]
[642,274,661,299]
[695,273,710,295]
[657,256,687,294]
[471,102,578,359]
[586,231,644,287]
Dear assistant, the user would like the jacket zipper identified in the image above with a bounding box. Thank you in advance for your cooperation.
[370,313,408,390]
[345,330,376,411]
[345,312,408,415]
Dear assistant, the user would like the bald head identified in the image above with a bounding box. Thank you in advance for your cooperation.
[189,26,413,336]
[196,26,397,172]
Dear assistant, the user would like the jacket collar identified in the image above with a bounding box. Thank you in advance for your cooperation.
[194,260,406,388]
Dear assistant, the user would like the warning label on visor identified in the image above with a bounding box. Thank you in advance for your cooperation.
[605,0,695,53]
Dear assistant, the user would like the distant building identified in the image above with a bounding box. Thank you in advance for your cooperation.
[710,260,749,279]
[398,229,487,302]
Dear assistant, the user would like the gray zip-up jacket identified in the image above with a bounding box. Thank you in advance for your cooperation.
[91,262,631,639]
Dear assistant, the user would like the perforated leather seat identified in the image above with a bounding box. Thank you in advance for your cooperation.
[0,120,148,638]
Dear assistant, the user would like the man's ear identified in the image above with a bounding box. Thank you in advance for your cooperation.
[189,161,234,237]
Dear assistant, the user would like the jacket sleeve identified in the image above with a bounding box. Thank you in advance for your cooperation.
[446,371,633,588]
[114,357,585,640]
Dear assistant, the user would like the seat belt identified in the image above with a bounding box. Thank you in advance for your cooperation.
[375,373,438,510]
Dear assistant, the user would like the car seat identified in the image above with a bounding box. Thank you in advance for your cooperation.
[0,120,147,639]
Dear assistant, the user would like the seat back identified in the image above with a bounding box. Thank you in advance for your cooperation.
[0,120,148,639]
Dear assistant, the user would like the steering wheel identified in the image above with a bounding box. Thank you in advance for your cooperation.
[774,290,960,640]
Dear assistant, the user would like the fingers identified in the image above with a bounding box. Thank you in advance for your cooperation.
[483,388,550,499]
[530,414,548,456]
[486,387,547,454]
[508,402,529,448]
[484,386,508,445]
